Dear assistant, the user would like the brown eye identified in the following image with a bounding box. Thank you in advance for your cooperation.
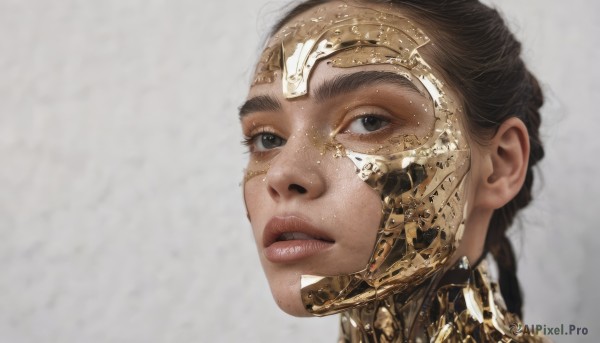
[348,115,390,134]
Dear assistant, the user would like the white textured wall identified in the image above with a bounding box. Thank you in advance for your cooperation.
[0,0,598,342]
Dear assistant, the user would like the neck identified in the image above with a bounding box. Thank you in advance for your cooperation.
[337,256,546,342]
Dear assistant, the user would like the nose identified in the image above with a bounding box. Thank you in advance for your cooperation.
[265,140,327,202]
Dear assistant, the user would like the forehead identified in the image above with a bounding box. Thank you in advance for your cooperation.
[252,1,433,99]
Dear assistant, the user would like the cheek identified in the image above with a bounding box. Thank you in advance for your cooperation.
[243,177,270,244]
[347,193,381,256]
[325,163,383,273]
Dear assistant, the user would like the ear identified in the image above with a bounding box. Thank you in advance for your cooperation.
[474,117,530,210]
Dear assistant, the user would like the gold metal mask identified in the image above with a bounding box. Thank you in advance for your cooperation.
[250,3,471,316]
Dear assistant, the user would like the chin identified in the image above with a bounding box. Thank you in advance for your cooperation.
[267,273,313,317]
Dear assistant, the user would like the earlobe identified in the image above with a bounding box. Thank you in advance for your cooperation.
[476,117,530,210]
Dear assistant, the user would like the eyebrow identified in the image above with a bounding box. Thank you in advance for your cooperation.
[314,71,424,102]
[238,71,424,118]
[238,95,281,118]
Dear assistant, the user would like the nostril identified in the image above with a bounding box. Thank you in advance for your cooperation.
[288,184,307,194]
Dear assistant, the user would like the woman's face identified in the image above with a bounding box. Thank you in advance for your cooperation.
[241,1,480,316]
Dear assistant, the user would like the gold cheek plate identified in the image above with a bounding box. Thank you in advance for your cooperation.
[251,3,471,316]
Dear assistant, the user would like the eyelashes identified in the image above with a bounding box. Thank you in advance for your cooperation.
[242,128,286,153]
[343,114,391,135]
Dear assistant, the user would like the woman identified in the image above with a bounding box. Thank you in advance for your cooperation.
[240,0,546,341]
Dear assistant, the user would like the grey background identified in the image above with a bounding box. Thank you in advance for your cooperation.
[0,0,598,342]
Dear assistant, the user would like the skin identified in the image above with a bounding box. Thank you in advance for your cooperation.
[241,2,530,317]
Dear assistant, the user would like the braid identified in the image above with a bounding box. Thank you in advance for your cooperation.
[485,70,545,318]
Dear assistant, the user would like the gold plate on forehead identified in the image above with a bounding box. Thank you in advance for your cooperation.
[253,4,429,98]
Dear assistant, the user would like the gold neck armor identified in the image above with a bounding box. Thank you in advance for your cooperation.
[338,256,546,342]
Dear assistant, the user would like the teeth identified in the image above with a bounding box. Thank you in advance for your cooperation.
[279,232,315,241]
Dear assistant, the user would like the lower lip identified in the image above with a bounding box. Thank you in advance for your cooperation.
[264,240,333,263]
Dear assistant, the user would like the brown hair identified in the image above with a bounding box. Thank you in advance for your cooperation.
[270,0,544,318]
